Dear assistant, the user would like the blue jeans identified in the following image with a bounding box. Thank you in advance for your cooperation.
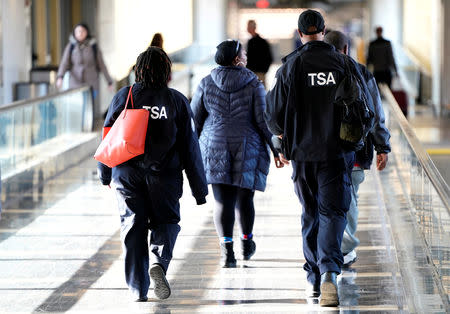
[341,167,365,254]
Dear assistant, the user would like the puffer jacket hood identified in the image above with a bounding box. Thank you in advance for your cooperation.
[69,34,97,46]
[210,66,257,93]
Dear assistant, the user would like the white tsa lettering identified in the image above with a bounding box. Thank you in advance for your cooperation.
[143,105,168,119]
[317,72,326,85]
[308,73,317,86]
[159,106,167,119]
[307,72,336,87]
[327,72,336,85]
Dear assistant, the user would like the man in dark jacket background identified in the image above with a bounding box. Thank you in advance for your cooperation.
[247,20,273,88]
[324,30,391,268]
[264,9,373,307]
[367,26,398,88]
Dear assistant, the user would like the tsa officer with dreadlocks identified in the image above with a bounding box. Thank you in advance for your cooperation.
[264,10,372,307]
[97,47,208,302]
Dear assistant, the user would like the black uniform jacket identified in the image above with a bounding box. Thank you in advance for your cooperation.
[264,41,373,162]
[97,83,208,204]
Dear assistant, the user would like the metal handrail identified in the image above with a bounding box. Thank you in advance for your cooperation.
[0,86,91,112]
[380,84,450,211]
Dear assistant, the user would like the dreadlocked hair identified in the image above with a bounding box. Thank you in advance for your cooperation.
[135,47,171,89]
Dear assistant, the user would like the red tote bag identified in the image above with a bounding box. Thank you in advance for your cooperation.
[94,86,149,168]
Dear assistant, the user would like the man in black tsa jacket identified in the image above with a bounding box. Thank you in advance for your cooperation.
[97,48,208,302]
[264,10,373,307]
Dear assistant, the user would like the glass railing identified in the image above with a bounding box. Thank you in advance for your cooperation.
[0,86,93,178]
[380,84,450,298]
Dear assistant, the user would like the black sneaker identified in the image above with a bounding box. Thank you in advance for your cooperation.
[241,238,256,260]
[134,296,148,302]
[220,242,237,268]
[149,264,171,300]
[305,281,321,298]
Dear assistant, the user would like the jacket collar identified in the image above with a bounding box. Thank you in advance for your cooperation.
[282,40,336,63]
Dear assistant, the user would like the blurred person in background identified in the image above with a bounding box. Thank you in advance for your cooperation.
[191,39,283,268]
[367,26,398,89]
[150,33,164,49]
[56,23,114,118]
[324,30,391,269]
[246,20,273,88]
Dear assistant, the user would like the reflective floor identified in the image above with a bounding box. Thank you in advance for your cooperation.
[0,157,446,313]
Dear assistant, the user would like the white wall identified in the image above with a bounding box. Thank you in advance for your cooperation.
[97,0,195,81]
[441,0,450,110]
[194,0,227,45]
[1,0,32,104]
[368,0,402,45]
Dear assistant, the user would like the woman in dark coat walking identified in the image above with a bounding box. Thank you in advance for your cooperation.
[191,39,283,268]
[98,47,208,301]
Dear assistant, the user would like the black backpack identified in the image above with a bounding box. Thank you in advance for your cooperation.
[334,57,375,151]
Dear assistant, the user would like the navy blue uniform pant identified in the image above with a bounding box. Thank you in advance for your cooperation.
[292,155,353,286]
[112,164,182,299]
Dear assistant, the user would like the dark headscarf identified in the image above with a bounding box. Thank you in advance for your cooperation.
[215,39,241,66]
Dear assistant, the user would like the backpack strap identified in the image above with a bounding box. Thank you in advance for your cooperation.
[91,43,100,71]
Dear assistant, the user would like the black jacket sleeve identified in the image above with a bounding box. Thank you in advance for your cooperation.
[96,86,129,185]
[253,81,279,157]
[264,64,290,136]
[177,92,208,205]
[190,79,208,137]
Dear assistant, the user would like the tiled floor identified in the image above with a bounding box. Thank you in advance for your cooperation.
[0,157,424,313]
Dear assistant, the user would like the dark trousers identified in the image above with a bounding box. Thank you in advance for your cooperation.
[112,164,182,298]
[292,155,353,286]
[211,184,255,238]
[373,70,392,89]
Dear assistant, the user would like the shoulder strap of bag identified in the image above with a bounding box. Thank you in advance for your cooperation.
[123,85,134,118]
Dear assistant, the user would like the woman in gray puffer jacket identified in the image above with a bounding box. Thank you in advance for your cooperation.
[191,39,283,268]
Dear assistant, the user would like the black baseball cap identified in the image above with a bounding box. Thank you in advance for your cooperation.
[298,9,325,35]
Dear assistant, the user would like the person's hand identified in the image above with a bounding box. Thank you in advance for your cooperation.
[279,153,290,166]
[108,83,114,92]
[56,77,63,89]
[376,153,388,171]
[274,156,284,168]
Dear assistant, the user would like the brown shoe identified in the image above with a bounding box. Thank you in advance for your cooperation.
[319,272,339,307]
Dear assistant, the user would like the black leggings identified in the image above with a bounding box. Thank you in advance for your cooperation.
[212,184,255,238]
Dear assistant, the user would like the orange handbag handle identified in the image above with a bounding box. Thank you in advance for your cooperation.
[103,85,134,139]
[123,85,134,118]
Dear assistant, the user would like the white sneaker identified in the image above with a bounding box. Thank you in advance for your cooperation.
[343,250,357,267]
